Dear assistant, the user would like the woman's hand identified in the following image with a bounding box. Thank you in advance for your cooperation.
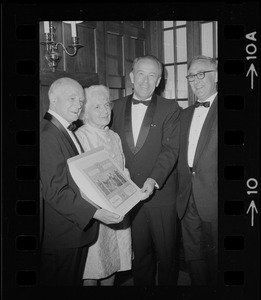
[93,208,124,224]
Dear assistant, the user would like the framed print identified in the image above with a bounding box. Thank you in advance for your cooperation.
[68,146,143,216]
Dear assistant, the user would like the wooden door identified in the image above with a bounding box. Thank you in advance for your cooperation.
[104,21,147,100]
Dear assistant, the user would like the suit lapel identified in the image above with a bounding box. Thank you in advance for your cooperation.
[135,93,157,154]
[44,112,79,156]
[193,97,217,166]
[182,107,195,168]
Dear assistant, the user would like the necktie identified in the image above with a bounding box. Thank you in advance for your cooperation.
[195,101,210,108]
[133,99,150,106]
[67,124,84,153]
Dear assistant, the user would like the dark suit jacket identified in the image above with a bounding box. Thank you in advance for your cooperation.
[176,97,218,222]
[40,113,98,248]
[111,93,181,207]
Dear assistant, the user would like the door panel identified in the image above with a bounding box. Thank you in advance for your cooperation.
[40,21,151,118]
[104,21,147,100]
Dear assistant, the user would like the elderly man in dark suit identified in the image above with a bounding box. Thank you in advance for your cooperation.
[111,55,181,286]
[40,77,124,286]
[176,55,218,286]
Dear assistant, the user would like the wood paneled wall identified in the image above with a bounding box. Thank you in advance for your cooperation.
[39,21,163,119]
[104,21,148,99]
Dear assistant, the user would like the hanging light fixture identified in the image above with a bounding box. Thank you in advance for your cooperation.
[40,21,84,72]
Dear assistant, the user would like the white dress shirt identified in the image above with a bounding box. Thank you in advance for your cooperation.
[131,96,151,146]
[187,93,217,167]
[48,109,82,154]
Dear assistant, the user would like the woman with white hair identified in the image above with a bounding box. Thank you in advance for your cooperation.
[76,85,132,286]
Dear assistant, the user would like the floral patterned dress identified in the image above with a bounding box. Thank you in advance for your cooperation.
[76,122,132,279]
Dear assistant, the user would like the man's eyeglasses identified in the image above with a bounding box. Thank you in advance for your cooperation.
[186,70,216,82]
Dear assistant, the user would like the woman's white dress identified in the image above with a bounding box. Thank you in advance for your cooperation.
[76,122,132,279]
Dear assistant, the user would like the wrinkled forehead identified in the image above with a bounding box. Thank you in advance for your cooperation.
[189,59,214,73]
[89,91,109,103]
[135,58,160,73]
[56,83,83,97]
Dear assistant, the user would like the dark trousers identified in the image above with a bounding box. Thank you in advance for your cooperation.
[39,246,88,286]
[130,203,177,286]
[182,194,218,286]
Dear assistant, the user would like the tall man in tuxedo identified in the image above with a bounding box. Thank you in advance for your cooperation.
[176,56,218,285]
[40,77,124,286]
[111,55,181,285]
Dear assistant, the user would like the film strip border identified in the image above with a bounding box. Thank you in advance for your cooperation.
[1,2,259,299]
[219,5,260,299]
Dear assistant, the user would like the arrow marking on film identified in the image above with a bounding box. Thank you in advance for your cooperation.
[246,200,258,227]
[246,63,258,89]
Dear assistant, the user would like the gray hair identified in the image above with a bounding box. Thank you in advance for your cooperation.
[80,85,111,122]
[188,55,217,70]
[48,77,81,101]
[132,55,163,77]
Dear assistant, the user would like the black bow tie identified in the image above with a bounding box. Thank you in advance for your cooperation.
[195,101,210,108]
[133,99,150,106]
[67,123,77,131]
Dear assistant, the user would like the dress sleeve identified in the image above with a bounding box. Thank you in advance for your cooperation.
[75,128,91,152]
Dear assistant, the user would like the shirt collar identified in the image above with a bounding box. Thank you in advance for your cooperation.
[48,109,70,130]
[197,92,217,106]
[133,93,152,101]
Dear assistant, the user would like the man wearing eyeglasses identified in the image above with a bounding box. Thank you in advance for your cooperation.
[177,55,218,286]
